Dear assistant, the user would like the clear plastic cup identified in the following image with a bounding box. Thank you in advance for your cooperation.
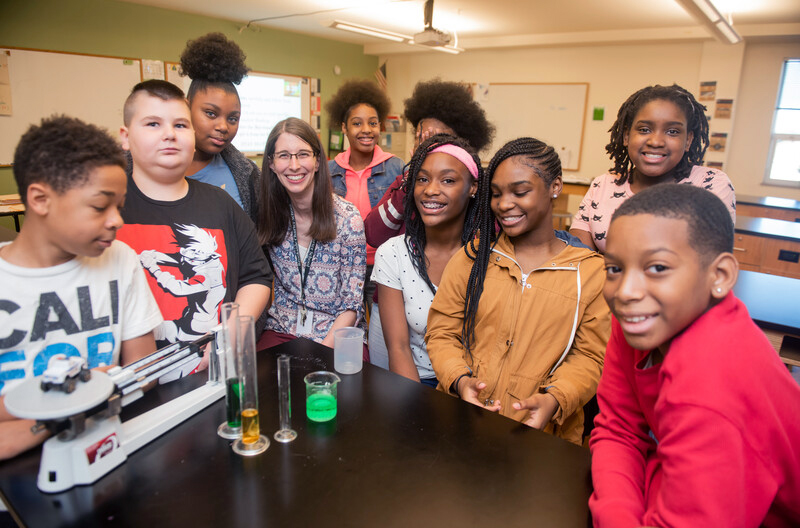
[333,327,363,375]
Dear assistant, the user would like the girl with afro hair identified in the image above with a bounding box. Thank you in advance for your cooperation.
[179,32,262,223]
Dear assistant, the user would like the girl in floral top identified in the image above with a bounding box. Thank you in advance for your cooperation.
[256,118,366,350]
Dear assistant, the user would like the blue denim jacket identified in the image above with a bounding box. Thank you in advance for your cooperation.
[329,155,405,209]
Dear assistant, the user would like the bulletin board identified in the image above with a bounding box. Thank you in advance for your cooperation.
[477,83,589,171]
[0,48,143,166]
[166,62,312,156]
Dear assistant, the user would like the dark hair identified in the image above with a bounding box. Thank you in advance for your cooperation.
[402,133,481,292]
[14,115,126,205]
[461,137,562,357]
[403,79,495,152]
[123,79,187,126]
[607,83,709,185]
[325,79,391,128]
[611,183,733,262]
[180,32,248,103]
[258,118,336,245]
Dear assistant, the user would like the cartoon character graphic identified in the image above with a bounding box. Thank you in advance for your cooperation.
[138,224,225,344]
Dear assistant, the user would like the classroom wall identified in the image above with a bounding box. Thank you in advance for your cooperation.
[0,0,378,204]
[381,37,800,201]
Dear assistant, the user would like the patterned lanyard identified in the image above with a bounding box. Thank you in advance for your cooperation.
[289,205,317,324]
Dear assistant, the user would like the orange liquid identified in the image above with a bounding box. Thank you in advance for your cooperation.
[241,408,260,444]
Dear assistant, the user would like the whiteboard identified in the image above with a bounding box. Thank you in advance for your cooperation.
[166,63,311,156]
[0,48,142,166]
[478,83,589,171]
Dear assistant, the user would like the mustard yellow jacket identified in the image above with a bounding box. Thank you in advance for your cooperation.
[426,232,610,444]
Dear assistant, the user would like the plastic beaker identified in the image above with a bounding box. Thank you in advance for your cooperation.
[304,371,341,422]
[333,327,363,374]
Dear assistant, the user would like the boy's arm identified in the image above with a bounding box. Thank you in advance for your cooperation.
[364,173,406,248]
[234,283,271,322]
[0,398,48,460]
[589,322,651,527]
[120,331,156,366]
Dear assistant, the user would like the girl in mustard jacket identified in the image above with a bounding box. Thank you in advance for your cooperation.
[426,138,610,444]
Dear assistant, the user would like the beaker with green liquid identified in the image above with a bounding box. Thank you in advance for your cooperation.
[304,371,341,422]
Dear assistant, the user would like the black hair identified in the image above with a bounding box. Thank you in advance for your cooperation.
[403,79,495,152]
[13,115,126,205]
[258,118,336,246]
[607,83,709,185]
[324,79,391,128]
[179,32,248,102]
[611,183,733,262]
[461,137,562,358]
[123,79,187,126]
[402,133,481,293]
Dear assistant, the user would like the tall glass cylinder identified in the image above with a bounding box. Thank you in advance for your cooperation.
[232,315,269,456]
[274,355,297,443]
[217,303,241,440]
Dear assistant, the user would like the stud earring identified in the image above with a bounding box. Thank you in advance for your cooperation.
[470,194,476,198]
[715,287,722,293]
[552,194,558,198]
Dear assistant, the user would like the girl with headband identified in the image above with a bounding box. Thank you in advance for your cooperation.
[426,138,610,444]
[370,134,479,386]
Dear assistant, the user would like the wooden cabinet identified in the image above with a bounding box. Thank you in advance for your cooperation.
[732,233,763,267]
[737,203,800,223]
[760,238,800,279]
[734,216,800,279]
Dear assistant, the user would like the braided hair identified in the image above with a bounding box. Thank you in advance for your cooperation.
[402,134,481,293]
[606,84,708,186]
[461,137,562,358]
[179,32,249,102]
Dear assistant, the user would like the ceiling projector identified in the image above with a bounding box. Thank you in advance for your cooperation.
[413,27,451,47]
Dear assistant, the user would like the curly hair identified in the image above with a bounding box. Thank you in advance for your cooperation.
[325,79,391,128]
[401,133,481,293]
[606,84,709,186]
[461,137,561,358]
[403,79,495,152]
[13,115,126,205]
[180,32,249,102]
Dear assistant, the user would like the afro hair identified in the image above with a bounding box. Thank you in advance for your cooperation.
[180,32,249,85]
[325,79,391,128]
[403,79,495,152]
[14,115,126,204]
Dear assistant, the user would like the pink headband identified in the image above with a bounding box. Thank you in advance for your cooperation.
[430,144,480,180]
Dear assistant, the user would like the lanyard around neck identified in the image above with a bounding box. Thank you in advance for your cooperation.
[290,205,317,319]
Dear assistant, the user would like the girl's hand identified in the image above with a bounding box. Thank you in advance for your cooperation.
[457,377,502,413]
[512,392,559,429]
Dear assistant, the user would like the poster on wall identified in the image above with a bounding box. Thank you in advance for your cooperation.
[0,51,11,115]
[715,99,733,119]
[709,132,728,152]
[699,81,716,101]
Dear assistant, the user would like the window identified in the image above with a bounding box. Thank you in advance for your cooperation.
[764,59,800,187]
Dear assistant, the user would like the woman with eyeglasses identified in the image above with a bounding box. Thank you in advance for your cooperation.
[256,118,367,351]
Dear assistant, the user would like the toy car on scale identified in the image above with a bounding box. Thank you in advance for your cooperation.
[40,355,91,394]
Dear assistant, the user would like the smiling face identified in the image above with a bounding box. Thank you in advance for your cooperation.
[490,156,560,243]
[43,164,127,262]
[342,103,380,157]
[190,86,241,157]
[269,132,319,201]
[603,214,716,355]
[624,99,693,187]
[120,93,194,184]
[413,152,476,231]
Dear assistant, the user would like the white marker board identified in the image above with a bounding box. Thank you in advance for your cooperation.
[166,63,311,156]
[478,83,589,171]
[0,48,142,166]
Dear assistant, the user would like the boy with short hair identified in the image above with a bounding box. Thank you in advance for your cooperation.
[117,80,270,375]
[0,116,162,460]
[590,184,800,527]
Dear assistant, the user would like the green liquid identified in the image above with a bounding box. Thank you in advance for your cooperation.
[306,393,337,422]
[226,378,241,427]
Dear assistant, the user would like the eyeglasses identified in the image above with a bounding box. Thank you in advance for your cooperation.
[273,150,315,163]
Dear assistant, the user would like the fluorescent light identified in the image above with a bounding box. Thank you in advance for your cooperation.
[432,46,463,55]
[330,20,410,43]
[691,0,721,23]
[715,20,742,44]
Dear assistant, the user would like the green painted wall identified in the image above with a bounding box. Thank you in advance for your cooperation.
[0,0,378,227]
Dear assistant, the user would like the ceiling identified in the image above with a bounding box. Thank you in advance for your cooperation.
[120,0,800,53]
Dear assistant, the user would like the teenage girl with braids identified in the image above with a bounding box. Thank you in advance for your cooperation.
[371,134,479,387]
[426,138,610,444]
[570,83,735,253]
[180,33,262,222]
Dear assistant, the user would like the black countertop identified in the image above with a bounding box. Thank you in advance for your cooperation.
[734,270,800,336]
[735,215,800,242]
[0,338,593,528]
[737,194,800,212]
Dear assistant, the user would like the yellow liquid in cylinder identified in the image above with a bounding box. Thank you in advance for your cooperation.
[241,408,260,444]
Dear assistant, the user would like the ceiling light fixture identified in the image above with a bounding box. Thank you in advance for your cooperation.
[678,0,742,44]
[330,20,410,43]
